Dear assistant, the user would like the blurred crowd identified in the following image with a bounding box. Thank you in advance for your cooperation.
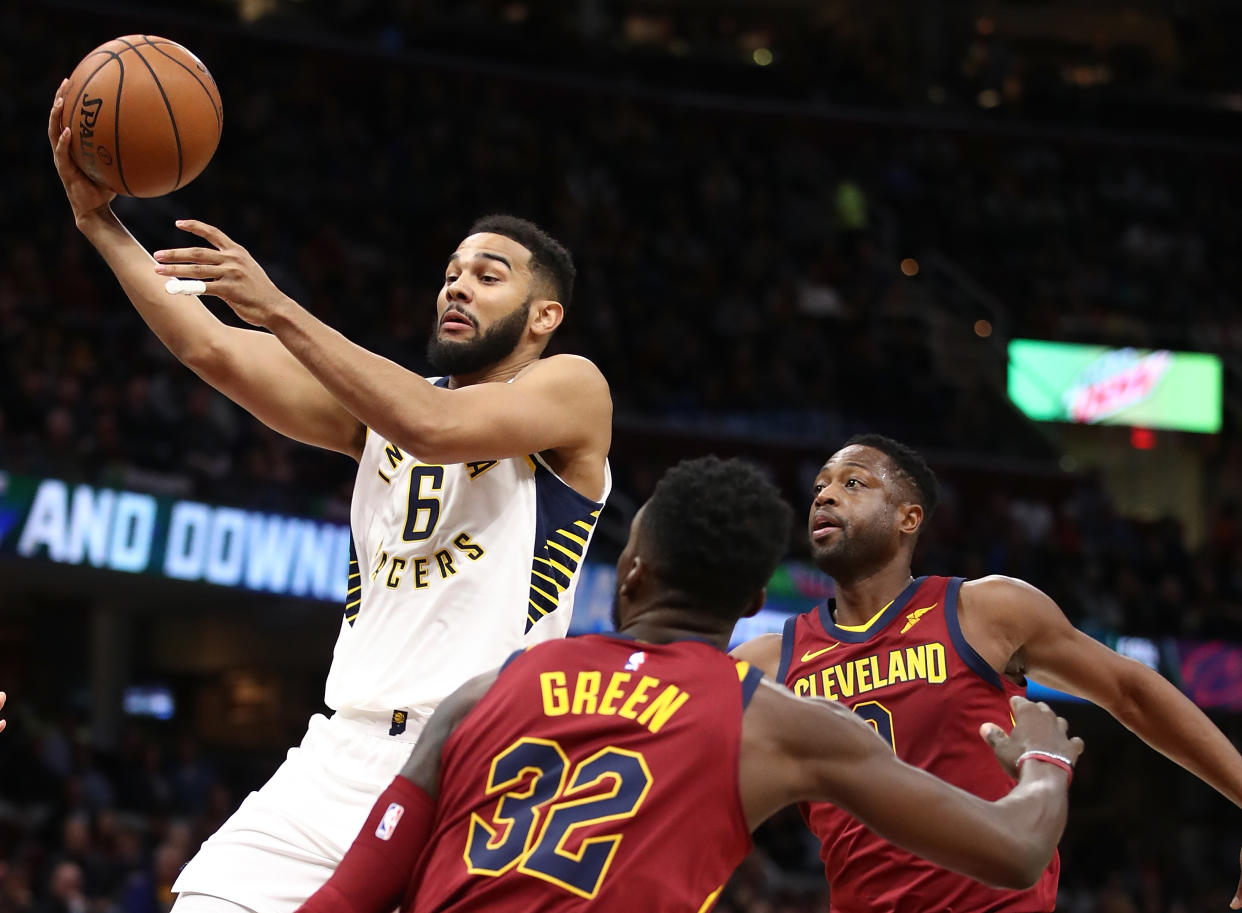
[3,2,1242,910]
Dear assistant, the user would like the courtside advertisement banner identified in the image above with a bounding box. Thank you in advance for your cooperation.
[1007,339,1222,433]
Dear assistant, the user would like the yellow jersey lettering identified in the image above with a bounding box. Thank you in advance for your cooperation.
[820,669,838,701]
[540,671,569,716]
[926,642,947,683]
[855,657,873,692]
[599,672,631,716]
[888,648,908,684]
[636,685,689,733]
[793,677,810,697]
[836,663,855,698]
[906,645,927,680]
[618,676,659,719]
[571,671,601,715]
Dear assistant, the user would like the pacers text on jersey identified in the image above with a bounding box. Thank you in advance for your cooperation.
[792,642,947,700]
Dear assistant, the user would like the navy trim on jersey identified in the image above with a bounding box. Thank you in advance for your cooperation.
[432,376,451,388]
[943,576,1005,691]
[343,537,362,627]
[500,648,527,671]
[817,576,927,643]
[739,664,765,710]
[526,456,604,633]
[775,614,798,683]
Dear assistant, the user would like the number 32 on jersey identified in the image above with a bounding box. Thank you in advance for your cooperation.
[464,737,652,899]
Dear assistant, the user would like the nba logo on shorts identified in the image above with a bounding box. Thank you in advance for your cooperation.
[376,802,404,841]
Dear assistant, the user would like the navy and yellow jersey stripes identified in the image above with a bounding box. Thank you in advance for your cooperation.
[343,539,362,625]
[782,576,1059,913]
[325,387,610,716]
[527,459,602,631]
[405,636,757,913]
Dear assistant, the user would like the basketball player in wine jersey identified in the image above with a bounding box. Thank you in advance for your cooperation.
[49,85,612,913]
[734,434,1242,913]
[295,456,1081,913]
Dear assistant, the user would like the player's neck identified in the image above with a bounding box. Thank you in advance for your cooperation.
[830,564,916,627]
[446,352,540,388]
[618,605,733,651]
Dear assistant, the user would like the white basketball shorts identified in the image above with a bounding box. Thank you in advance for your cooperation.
[172,707,431,913]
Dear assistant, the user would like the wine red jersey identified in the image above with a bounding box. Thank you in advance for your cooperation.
[779,575,1059,913]
[405,634,764,913]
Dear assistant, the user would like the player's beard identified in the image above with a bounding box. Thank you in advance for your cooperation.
[426,298,530,377]
[811,519,894,583]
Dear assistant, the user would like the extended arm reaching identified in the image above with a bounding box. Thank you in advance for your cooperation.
[743,689,1081,890]
[49,82,364,457]
[965,575,1242,907]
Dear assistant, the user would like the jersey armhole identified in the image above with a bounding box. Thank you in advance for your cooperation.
[774,614,799,684]
[738,663,765,710]
[944,577,1006,691]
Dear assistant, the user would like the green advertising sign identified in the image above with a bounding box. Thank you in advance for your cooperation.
[1008,339,1222,433]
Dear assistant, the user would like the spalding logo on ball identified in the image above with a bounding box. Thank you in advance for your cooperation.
[61,35,222,198]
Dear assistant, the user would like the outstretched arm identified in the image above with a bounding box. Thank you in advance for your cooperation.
[744,688,1081,890]
[294,671,497,913]
[49,84,364,458]
[148,220,612,483]
[965,575,1242,907]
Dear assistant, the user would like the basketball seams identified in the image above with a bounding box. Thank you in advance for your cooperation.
[65,36,220,198]
[142,37,223,130]
[115,36,183,193]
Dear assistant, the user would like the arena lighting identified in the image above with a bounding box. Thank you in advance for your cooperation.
[1008,339,1222,433]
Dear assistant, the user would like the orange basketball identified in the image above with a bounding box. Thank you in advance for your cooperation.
[61,35,222,198]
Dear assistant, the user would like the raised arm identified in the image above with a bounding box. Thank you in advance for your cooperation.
[962,574,1242,906]
[296,670,497,913]
[742,686,1080,890]
[49,85,364,458]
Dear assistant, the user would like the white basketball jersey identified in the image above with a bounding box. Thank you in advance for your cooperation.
[324,394,611,715]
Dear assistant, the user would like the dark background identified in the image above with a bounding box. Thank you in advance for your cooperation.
[2,1,1242,910]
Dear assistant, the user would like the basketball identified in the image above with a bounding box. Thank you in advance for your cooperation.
[60,35,222,198]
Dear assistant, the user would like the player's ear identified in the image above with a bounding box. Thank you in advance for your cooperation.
[617,555,645,597]
[898,502,923,537]
[528,299,563,338]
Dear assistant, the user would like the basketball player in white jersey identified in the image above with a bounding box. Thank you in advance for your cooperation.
[49,85,612,913]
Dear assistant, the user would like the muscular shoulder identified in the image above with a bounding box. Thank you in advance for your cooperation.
[515,354,610,396]
[959,575,1062,666]
[731,634,783,679]
[960,575,1046,615]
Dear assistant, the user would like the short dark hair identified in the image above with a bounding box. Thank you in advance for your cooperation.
[468,214,576,309]
[641,456,793,616]
[845,434,940,517]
